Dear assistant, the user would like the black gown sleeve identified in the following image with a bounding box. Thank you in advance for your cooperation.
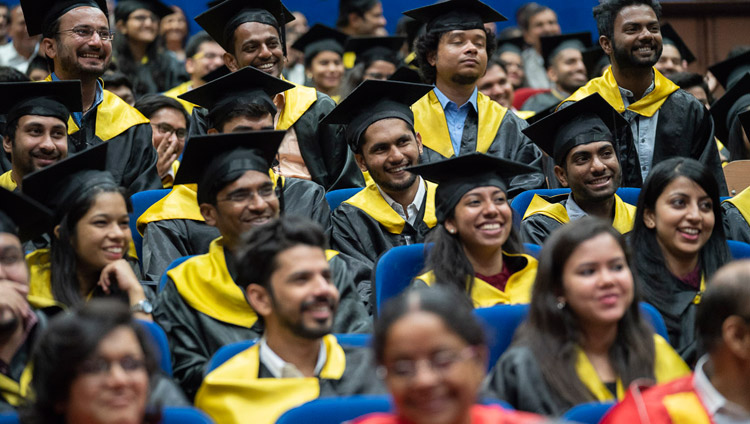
[722,202,750,243]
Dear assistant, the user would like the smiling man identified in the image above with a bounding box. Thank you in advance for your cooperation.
[521,93,637,246]
[560,0,725,194]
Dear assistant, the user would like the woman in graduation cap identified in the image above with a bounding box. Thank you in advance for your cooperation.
[112,0,188,96]
[408,153,539,307]
[339,36,404,98]
[292,24,348,102]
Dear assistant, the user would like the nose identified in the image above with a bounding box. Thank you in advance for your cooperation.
[105,361,130,387]
[258,43,273,59]
[685,202,702,222]
[246,191,268,212]
[591,154,607,173]
[410,360,441,388]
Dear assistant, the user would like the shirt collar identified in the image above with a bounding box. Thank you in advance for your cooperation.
[433,85,478,112]
[694,355,750,418]
[618,72,656,105]
[565,193,589,222]
[51,72,104,126]
[378,176,426,214]
[258,337,327,379]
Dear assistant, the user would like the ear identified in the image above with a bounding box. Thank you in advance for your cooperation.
[553,165,568,187]
[185,58,195,75]
[643,208,656,229]
[444,217,457,235]
[546,65,558,84]
[42,37,57,60]
[354,152,368,173]
[722,316,750,360]
[224,52,240,72]
[207,128,218,134]
[245,284,273,317]
[53,225,61,240]
[115,20,127,36]
[199,203,218,227]
[427,49,437,67]
[599,35,612,56]
[2,136,11,154]
[415,132,424,155]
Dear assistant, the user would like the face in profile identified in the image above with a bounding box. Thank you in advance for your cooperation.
[445,186,512,253]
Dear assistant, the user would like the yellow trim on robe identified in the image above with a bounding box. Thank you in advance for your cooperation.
[277,79,319,131]
[343,180,437,234]
[514,110,536,120]
[523,193,637,234]
[343,51,356,69]
[163,81,197,114]
[195,334,346,424]
[663,392,712,424]
[412,90,507,158]
[562,67,679,117]
[575,334,690,401]
[0,170,16,190]
[25,249,66,309]
[0,363,33,407]
[416,251,537,307]
[724,186,750,228]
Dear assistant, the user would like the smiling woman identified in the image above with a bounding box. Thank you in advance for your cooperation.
[292,24,348,101]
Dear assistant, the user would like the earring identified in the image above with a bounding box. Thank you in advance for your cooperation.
[448,228,456,234]
[556,299,566,310]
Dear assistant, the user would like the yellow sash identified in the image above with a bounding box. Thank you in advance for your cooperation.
[523,194,637,234]
[663,392,712,424]
[25,249,63,309]
[0,363,33,407]
[163,81,197,114]
[343,180,437,234]
[562,67,678,117]
[0,170,16,191]
[724,186,750,228]
[412,90,507,158]
[195,334,346,424]
[514,110,536,120]
[277,80,319,131]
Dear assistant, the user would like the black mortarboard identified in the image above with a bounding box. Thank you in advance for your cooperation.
[711,73,750,143]
[0,188,53,242]
[406,153,537,223]
[497,36,525,56]
[582,45,609,80]
[0,80,82,128]
[523,103,557,125]
[345,36,405,67]
[388,65,423,84]
[540,32,591,69]
[320,79,433,151]
[403,0,507,34]
[22,142,117,222]
[114,0,173,22]
[522,93,627,165]
[195,0,294,54]
[740,109,750,136]
[172,131,284,204]
[21,0,108,37]
[178,65,293,128]
[660,23,696,65]
[708,49,750,90]
[292,24,348,61]
[203,64,231,83]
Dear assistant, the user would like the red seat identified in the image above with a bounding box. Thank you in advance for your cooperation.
[513,88,550,110]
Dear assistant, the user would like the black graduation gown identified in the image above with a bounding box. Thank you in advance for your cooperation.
[722,197,750,243]
[126,53,189,96]
[0,309,48,413]
[520,90,565,113]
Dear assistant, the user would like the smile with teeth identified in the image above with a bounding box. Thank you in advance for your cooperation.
[81,53,101,58]
[679,228,700,235]
[256,63,275,70]
[104,246,123,253]
[588,176,610,185]
[479,223,502,230]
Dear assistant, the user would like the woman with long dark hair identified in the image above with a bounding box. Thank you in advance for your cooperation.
[408,153,538,307]
[291,24,348,102]
[630,157,730,364]
[488,217,689,415]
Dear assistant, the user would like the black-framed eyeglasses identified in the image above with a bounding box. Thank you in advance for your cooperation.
[57,26,115,41]
[79,356,146,376]
[217,186,276,204]
[152,122,187,140]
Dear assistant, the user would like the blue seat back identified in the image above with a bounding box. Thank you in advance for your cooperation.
[325,188,363,211]
[639,302,669,341]
[0,413,18,424]
[522,243,542,259]
[374,243,429,315]
[615,187,640,205]
[138,319,173,377]
[129,189,171,261]
[562,401,616,424]
[0,408,213,424]
[473,304,530,369]
[728,240,750,259]
[275,395,392,424]
[159,255,196,292]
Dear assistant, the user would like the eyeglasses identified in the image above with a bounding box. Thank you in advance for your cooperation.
[152,122,187,140]
[193,51,223,61]
[381,347,477,380]
[218,186,276,204]
[57,26,115,41]
[129,13,158,23]
[79,355,146,376]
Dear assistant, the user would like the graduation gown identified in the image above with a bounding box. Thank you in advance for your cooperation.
[561,68,726,195]
[412,90,546,197]
[188,82,364,191]
[520,193,637,245]
[413,252,538,308]
[487,335,690,416]
[0,309,48,413]
[722,187,750,243]
[0,171,14,191]
[330,180,438,303]
[520,89,566,113]
[195,334,385,424]
[124,53,188,96]
[153,237,371,399]
[163,81,197,114]
[138,174,331,283]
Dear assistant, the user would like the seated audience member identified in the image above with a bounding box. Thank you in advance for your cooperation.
[518,3,561,89]
[521,32,590,113]
[340,36,403,98]
[195,216,383,424]
[1,80,80,191]
[292,24,348,102]
[409,153,539,307]
[102,71,136,107]
[520,93,636,246]
[21,300,187,423]
[495,36,526,89]
[711,73,750,161]
[22,144,153,316]
[406,0,546,196]
[337,0,387,37]
[133,94,188,187]
[324,80,436,305]
[154,132,369,400]
[23,55,47,81]
[723,184,750,243]
[654,23,695,77]
[631,157,731,364]
[0,5,39,74]
[353,286,543,424]
[163,31,225,114]
[138,67,330,283]
[477,58,516,112]
[601,260,750,424]
[159,5,188,62]
[488,217,690,415]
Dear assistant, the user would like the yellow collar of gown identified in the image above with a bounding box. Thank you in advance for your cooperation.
[26,249,65,309]
[523,193,636,234]
[0,363,33,407]
[0,170,16,191]
[277,77,318,130]
[343,180,437,234]
[724,187,750,230]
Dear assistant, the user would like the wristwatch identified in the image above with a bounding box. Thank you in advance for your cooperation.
[131,299,153,314]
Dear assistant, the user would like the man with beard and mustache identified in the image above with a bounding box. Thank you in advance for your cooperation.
[561,0,725,194]
[153,132,370,400]
[323,80,437,309]
[0,80,80,191]
[520,94,637,246]
[196,216,384,424]
[407,0,545,198]
[194,0,364,191]
[20,0,161,195]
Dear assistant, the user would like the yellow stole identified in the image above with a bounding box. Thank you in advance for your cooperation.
[724,186,750,228]
[342,180,438,234]
[25,249,65,309]
[523,193,637,234]
[163,81,197,114]
[277,80,319,131]
[663,392,713,424]
[562,67,678,117]
[412,90,507,158]
[0,171,16,191]
[195,334,347,424]
[0,363,33,407]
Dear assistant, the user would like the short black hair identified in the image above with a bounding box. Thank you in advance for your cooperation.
[697,261,750,354]
[0,66,30,82]
[185,31,216,59]
[25,56,49,77]
[102,70,134,91]
[415,28,497,85]
[517,3,554,32]
[134,93,190,127]
[336,0,379,28]
[593,0,662,41]
[668,71,712,104]
[213,102,275,134]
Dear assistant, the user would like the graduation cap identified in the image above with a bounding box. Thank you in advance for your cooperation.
[20,0,108,37]
[582,45,609,80]
[172,130,285,204]
[203,64,231,83]
[497,36,525,56]
[22,142,116,222]
[320,79,433,151]
[708,49,750,90]
[660,23,696,65]
[0,188,54,242]
[403,0,507,34]
[178,65,293,128]
[114,0,173,23]
[540,32,591,69]
[389,65,423,84]
[345,36,405,67]
[711,73,750,143]
[292,24,348,62]
[522,93,628,166]
[195,0,294,54]
[523,103,557,125]
[406,153,537,223]
[0,80,82,128]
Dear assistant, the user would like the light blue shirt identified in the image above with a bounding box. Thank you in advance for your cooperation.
[619,79,659,183]
[433,86,478,156]
[51,72,104,128]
